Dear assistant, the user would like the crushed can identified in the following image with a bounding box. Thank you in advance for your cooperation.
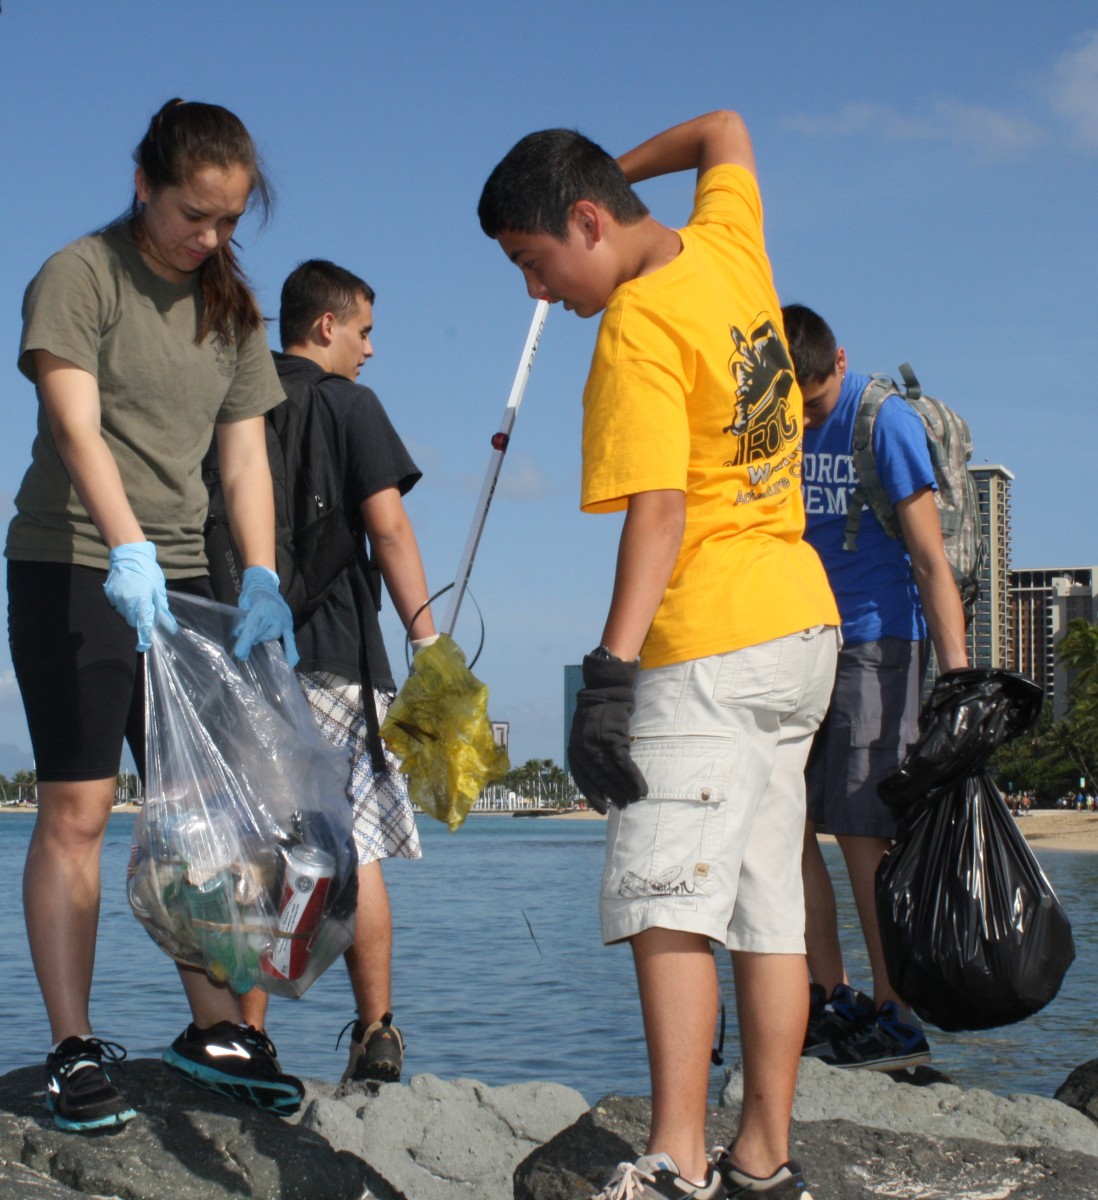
[261,844,335,981]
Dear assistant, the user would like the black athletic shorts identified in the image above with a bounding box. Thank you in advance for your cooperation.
[7,560,211,783]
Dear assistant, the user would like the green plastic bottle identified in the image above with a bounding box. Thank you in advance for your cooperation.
[182,870,258,993]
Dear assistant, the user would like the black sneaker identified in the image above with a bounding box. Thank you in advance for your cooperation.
[802,982,876,1058]
[163,1022,304,1115]
[716,1154,814,1197]
[46,1036,136,1132]
[591,1154,726,1198]
[337,1012,404,1083]
[824,1000,931,1071]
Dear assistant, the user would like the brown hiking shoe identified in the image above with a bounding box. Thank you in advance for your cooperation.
[339,1012,404,1083]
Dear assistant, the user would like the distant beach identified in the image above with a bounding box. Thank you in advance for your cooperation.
[3,801,1097,852]
[549,805,1098,852]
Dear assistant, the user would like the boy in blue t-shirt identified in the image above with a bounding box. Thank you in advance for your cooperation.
[782,304,968,1072]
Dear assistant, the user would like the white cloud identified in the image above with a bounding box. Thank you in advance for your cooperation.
[497,452,557,501]
[0,667,22,704]
[457,451,559,502]
[0,667,32,767]
[781,99,1039,163]
[1046,29,1098,151]
[931,100,1041,159]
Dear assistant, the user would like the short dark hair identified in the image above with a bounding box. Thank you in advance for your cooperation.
[478,128,649,239]
[780,304,838,386]
[279,259,376,348]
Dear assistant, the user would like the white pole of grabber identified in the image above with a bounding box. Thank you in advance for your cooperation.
[443,298,550,636]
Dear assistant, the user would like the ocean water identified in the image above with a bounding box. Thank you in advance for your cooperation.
[0,811,1095,1104]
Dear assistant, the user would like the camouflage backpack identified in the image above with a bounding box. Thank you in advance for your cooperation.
[844,363,986,623]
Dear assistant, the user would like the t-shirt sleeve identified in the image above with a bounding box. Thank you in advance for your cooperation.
[339,385,422,507]
[18,247,105,382]
[580,356,689,513]
[873,395,936,505]
[216,326,286,422]
[690,164,764,243]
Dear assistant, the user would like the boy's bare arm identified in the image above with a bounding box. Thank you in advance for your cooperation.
[599,489,686,660]
[360,486,436,642]
[617,110,756,185]
[896,487,969,672]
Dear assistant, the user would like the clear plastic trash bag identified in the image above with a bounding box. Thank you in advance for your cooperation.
[128,592,358,998]
[875,668,1074,1031]
[379,634,509,832]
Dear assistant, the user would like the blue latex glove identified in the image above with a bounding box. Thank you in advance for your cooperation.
[103,541,178,652]
[233,565,299,666]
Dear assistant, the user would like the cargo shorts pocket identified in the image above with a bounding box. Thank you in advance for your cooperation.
[606,736,735,902]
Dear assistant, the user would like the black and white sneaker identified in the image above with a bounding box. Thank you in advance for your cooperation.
[716,1155,814,1197]
[46,1036,136,1132]
[163,1022,304,1115]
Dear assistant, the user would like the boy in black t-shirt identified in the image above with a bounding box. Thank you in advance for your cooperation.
[240,259,437,1084]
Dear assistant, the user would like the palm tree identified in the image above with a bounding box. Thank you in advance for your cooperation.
[1057,620,1098,792]
[1058,618,1098,697]
[11,767,37,804]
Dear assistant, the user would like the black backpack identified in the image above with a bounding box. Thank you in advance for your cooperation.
[203,365,360,628]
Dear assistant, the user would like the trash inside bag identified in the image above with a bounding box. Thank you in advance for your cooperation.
[380,633,509,831]
[875,667,1073,1031]
[876,770,1075,1031]
[878,668,1043,825]
[129,593,358,998]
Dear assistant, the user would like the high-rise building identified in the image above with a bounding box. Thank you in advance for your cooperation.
[967,464,1014,669]
[1010,566,1098,718]
[563,664,583,770]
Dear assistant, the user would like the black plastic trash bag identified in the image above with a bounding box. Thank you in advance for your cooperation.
[128,593,358,999]
[876,770,1075,1030]
[875,667,1073,1031]
[878,668,1043,825]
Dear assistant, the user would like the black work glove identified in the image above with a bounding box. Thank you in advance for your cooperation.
[568,653,648,814]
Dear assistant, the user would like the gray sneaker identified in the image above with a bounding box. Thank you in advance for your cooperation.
[590,1154,726,1199]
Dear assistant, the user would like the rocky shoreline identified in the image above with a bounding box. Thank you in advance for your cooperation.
[2,1055,1096,1199]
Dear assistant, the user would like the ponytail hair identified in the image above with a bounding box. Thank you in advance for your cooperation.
[129,99,273,346]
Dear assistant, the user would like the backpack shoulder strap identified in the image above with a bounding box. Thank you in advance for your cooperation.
[843,375,901,551]
[898,362,922,400]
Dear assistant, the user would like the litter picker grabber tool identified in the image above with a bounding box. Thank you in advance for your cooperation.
[441,298,549,635]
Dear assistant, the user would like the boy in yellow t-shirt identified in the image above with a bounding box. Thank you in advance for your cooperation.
[479,112,839,1200]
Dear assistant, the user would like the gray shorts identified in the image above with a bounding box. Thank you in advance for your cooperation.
[600,625,839,954]
[806,638,927,839]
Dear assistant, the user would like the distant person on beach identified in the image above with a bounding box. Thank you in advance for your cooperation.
[781,304,969,1072]
[6,99,303,1132]
[479,112,840,1200]
[230,258,436,1083]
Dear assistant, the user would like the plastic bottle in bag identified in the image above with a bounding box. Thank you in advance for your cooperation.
[182,869,259,992]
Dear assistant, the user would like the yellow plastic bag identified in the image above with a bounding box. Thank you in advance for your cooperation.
[380,634,509,831]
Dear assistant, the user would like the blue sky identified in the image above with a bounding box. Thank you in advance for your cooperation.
[0,1,1095,770]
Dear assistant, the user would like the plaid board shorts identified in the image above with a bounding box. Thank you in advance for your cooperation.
[299,672,422,866]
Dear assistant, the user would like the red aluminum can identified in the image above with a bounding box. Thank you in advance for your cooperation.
[262,844,335,981]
